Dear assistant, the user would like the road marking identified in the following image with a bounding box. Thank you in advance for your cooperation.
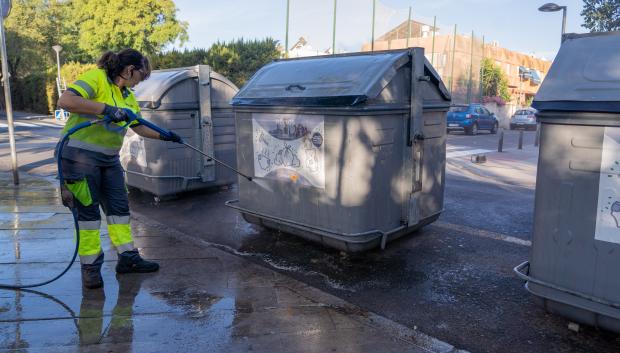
[446,145,471,151]
[433,221,532,247]
[446,148,493,159]
[0,121,62,129]
[35,122,63,128]
[15,122,38,127]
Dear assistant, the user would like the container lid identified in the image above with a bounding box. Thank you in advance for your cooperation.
[133,66,237,109]
[232,50,445,107]
[134,68,195,109]
[533,31,620,113]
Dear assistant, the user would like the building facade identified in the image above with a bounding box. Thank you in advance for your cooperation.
[362,20,552,106]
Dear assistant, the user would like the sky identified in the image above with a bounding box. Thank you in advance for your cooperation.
[174,0,586,61]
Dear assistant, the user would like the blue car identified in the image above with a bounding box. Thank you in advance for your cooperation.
[446,104,499,135]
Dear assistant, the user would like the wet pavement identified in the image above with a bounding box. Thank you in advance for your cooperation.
[2,126,620,352]
[0,172,460,353]
[127,146,620,353]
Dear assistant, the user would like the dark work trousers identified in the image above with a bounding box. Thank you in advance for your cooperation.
[61,158,134,264]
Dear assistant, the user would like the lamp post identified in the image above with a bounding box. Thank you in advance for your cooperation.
[538,3,567,43]
[0,0,18,184]
[52,45,62,97]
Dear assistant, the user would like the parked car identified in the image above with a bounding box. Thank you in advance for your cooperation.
[510,108,538,130]
[446,104,499,135]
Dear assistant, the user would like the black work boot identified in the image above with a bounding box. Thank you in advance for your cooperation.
[115,250,159,274]
[81,253,104,289]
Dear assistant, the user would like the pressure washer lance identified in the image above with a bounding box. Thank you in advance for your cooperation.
[135,117,253,181]
[0,112,255,290]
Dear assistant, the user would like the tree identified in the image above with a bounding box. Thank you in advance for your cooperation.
[150,39,280,87]
[69,0,188,60]
[150,48,209,70]
[3,0,65,79]
[1,0,188,112]
[582,0,620,32]
[204,38,280,87]
[480,58,511,103]
[1,0,68,111]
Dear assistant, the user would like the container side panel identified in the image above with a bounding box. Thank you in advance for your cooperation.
[532,123,620,305]
[418,111,446,220]
[212,107,238,185]
[236,111,405,235]
[421,110,446,139]
[121,110,203,196]
[369,67,410,105]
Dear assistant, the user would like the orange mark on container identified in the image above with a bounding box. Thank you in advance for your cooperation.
[290,174,299,182]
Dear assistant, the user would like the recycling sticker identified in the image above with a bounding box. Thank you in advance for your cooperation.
[595,126,620,244]
[252,113,325,188]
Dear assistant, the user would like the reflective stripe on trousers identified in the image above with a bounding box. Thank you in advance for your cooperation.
[61,157,135,264]
[107,215,134,253]
[78,220,102,265]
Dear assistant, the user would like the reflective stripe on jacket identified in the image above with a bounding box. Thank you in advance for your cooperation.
[60,68,141,155]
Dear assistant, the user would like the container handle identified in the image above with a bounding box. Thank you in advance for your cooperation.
[513,261,620,309]
[285,84,306,91]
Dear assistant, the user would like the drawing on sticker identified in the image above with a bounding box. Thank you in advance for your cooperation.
[303,138,319,173]
[611,201,620,228]
[305,149,319,173]
[274,144,300,167]
[257,148,272,171]
[252,113,325,188]
[258,132,269,146]
[269,119,310,140]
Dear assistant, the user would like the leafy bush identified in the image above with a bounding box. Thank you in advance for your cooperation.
[46,62,98,112]
[481,58,511,104]
[150,48,209,70]
[6,73,48,113]
[204,38,280,87]
[152,38,280,88]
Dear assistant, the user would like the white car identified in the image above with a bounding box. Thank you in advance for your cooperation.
[510,108,538,130]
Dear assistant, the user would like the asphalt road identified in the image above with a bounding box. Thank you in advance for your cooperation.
[447,127,537,153]
[127,129,619,353]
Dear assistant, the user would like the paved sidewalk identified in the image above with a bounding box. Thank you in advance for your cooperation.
[447,146,539,188]
[0,172,465,353]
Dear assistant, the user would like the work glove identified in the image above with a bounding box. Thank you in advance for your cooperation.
[102,104,129,123]
[60,184,75,209]
[160,130,182,143]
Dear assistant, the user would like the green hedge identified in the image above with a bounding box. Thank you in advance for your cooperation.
[45,62,97,113]
[3,38,279,113]
[0,62,95,114]
[0,74,49,114]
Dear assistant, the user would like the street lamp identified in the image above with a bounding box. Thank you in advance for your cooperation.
[538,3,567,42]
[52,44,62,97]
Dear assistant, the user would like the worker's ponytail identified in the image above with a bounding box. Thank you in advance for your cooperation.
[97,49,151,81]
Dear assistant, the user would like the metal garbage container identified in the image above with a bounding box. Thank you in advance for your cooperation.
[226,49,451,251]
[120,65,239,198]
[514,32,620,332]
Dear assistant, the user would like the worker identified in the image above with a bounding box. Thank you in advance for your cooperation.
[56,48,181,289]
